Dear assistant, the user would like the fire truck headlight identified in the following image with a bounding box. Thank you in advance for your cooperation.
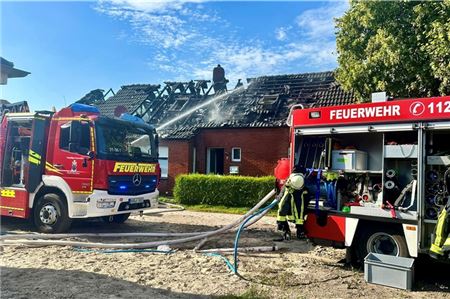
[96,199,116,209]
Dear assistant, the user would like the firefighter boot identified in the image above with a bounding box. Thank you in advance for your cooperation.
[275,221,291,241]
[296,224,306,240]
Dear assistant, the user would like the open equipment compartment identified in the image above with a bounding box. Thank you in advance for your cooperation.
[289,96,450,261]
[294,126,422,220]
[294,130,384,213]
[421,124,450,248]
[382,131,419,213]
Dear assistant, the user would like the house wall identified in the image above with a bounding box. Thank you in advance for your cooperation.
[194,127,290,176]
[159,127,290,194]
[158,139,191,195]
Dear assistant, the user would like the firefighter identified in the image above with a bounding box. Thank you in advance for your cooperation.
[430,201,450,259]
[276,173,310,240]
[430,168,450,259]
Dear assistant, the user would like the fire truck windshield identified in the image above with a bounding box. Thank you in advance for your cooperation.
[95,118,157,162]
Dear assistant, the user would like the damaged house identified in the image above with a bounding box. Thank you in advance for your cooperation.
[86,71,357,194]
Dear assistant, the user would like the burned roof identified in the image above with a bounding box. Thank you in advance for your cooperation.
[93,71,357,139]
[77,89,106,105]
[95,84,160,117]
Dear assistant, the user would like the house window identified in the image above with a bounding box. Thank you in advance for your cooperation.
[231,147,241,162]
[159,146,169,178]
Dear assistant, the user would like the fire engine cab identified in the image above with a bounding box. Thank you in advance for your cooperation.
[0,104,160,233]
[282,95,450,262]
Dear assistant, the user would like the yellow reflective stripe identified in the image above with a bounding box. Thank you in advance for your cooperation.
[291,195,299,223]
[293,194,297,216]
[29,149,42,160]
[1,189,16,197]
[72,191,92,194]
[277,189,289,211]
[292,196,304,225]
[45,162,62,174]
[434,209,447,247]
[90,159,94,191]
[29,149,42,165]
[29,156,40,165]
[299,192,306,223]
[0,205,24,211]
[90,126,95,152]
[90,126,95,191]
[277,215,287,221]
[430,243,444,255]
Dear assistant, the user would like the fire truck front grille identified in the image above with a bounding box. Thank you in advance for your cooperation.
[108,175,158,195]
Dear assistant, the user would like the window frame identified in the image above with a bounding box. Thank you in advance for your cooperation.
[231,147,241,162]
[59,120,91,156]
[158,146,169,179]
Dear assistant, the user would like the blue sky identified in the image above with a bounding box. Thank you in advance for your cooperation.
[0,1,349,111]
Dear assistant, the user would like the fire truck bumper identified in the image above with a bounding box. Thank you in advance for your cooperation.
[69,189,159,218]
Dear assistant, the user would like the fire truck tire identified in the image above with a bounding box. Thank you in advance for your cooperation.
[355,227,409,263]
[102,213,131,224]
[33,193,72,233]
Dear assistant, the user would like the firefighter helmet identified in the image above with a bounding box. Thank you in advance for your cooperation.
[286,173,304,190]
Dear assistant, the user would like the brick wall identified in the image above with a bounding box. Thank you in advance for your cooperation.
[158,139,191,195]
[158,127,290,194]
[194,127,290,176]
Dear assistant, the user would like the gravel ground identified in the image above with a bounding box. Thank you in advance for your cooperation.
[1,210,449,298]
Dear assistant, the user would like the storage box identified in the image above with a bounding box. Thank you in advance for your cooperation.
[331,150,367,170]
[384,144,418,158]
[364,253,415,290]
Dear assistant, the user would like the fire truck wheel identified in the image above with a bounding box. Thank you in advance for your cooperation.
[102,213,131,224]
[355,227,409,263]
[33,193,72,233]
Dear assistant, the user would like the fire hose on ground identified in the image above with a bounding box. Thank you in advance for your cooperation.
[0,190,276,246]
[0,189,280,275]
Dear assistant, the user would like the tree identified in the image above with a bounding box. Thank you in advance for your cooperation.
[335,0,450,101]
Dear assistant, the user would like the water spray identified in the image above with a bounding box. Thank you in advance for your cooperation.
[156,85,245,131]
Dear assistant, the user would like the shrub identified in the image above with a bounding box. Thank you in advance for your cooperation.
[173,174,275,207]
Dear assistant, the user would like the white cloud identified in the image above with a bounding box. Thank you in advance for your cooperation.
[296,1,349,40]
[104,0,204,14]
[275,27,288,41]
[96,1,349,84]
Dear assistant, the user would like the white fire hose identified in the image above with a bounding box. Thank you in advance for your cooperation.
[0,190,277,249]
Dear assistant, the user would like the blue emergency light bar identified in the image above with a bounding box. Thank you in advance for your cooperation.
[70,103,100,114]
[120,113,145,124]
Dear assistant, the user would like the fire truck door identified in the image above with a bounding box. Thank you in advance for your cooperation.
[48,120,94,194]
[27,116,49,193]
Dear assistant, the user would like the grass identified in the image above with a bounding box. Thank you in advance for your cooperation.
[159,197,277,217]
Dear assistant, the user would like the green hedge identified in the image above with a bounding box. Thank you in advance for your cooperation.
[173,174,275,207]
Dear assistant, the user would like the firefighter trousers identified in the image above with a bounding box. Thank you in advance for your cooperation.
[430,200,450,257]
[276,187,308,226]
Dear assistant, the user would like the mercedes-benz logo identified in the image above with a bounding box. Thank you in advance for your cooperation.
[132,174,142,186]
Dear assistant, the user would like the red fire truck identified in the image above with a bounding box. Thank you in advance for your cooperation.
[0,104,160,233]
[281,95,450,262]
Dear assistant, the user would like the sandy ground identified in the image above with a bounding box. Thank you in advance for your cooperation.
[1,210,449,299]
